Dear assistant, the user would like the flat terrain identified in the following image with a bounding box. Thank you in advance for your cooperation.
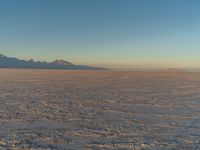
[0,69,199,150]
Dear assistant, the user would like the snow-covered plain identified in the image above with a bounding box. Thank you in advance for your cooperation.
[0,69,199,149]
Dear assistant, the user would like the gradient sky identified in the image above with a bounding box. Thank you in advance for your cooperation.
[1,0,200,68]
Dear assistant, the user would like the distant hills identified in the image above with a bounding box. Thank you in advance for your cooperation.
[0,54,107,70]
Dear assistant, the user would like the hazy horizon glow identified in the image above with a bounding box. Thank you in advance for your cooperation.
[1,0,200,69]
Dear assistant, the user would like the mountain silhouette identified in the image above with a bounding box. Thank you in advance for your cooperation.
[0,54,107,70]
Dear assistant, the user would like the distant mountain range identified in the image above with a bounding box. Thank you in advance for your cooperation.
[0,54,107,70]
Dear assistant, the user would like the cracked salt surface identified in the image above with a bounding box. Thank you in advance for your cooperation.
[0,69,200,149]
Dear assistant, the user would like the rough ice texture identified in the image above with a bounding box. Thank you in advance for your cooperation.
[0,69,199,149]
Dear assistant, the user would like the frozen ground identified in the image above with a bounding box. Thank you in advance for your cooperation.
[0,69,199,150]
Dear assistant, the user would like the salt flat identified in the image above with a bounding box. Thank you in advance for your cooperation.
[0,69,199,149]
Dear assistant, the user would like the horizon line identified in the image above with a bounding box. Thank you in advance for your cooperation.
[2,52,200,70]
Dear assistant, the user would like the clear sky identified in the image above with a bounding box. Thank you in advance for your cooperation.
[1,0,200,69]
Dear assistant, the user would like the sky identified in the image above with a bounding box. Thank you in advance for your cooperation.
[1,0,200,69]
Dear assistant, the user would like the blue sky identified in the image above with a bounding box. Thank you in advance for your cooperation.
[1,0,200,68]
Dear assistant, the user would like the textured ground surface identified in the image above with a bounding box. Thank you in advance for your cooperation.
[0,69,199,150]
